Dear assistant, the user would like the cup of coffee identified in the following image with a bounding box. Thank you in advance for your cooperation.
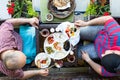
[67,55,75,63]
[40,29,50,37]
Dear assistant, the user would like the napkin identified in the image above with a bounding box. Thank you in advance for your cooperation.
[57,22,80,46]
[20,25,36,64]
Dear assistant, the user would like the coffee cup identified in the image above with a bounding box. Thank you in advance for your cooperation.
[67,55,75,63]
[40,29,50,37]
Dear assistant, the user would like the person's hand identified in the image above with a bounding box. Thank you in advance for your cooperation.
[39,68,49,76]
[74,20,88,27]
[80,50,91,62]
[29,17,39,29]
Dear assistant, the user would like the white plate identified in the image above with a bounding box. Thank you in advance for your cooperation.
[35,52,51,68]
[57,22,80,46]
[44,33,71,60]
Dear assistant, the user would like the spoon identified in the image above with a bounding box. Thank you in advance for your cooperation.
[48,60,63,69]
[48,64,55,69]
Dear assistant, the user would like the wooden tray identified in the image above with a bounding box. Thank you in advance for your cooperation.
[48,0,76,19]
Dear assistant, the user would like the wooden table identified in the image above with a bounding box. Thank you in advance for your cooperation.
[36,23,79,67]
[35,14,93,67]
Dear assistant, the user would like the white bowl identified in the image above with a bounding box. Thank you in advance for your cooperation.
[46,13,53,21]
[35,52,51,68]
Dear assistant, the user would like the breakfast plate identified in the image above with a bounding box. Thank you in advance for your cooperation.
[35,52,51,68]
[57,22,80,46]
[44,33,71,60]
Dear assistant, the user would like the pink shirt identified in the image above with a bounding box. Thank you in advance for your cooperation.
[95,19,120,77]
[0,21,24,78]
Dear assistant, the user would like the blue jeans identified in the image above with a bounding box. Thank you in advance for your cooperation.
[77,26,104,59]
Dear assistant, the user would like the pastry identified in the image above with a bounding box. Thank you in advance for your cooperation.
[53,0,70,7]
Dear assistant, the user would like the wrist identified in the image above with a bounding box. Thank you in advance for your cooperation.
[85,22,89,26]
[26,18,31,24]
[86,58,91,63]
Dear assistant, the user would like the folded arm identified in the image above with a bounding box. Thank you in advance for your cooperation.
[5,17,39,28]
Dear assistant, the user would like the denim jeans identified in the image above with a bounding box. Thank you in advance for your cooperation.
[77,26,104,59]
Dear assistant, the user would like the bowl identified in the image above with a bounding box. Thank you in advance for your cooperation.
[46,13,53,21]
[35,52,51,68]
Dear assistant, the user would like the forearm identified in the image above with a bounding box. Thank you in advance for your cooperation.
[6,18,31,27]
[87,59,102,76]
[21,70,40,79]
[86,16,113,26]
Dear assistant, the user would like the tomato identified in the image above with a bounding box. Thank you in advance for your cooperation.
[48,36,54,44]
[65,27,70,32]
[41,60,47,64]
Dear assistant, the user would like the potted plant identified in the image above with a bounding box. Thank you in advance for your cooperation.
[7,0,39,18]
[84,0,111,20]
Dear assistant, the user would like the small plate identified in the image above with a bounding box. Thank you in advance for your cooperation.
[57,22,80,46]
[35,52,51,68]
[57,22,80,38]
